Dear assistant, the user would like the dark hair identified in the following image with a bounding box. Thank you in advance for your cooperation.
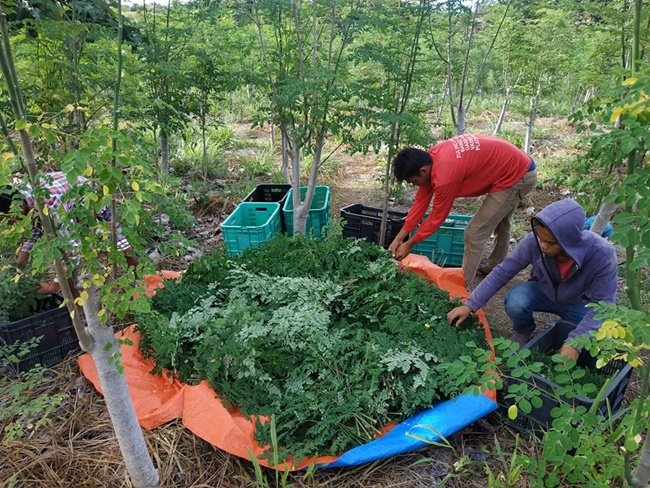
[531,217,555,239]
[392,147,432,181]
[0,186,21,214]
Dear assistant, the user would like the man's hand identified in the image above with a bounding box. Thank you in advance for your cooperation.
[447,305,472,326]
[392,240,415,260]
[388,230,411,259]
[38,280,61,294]
[16,251,29,267]
[558,343,579,362]
[388,240,400,257]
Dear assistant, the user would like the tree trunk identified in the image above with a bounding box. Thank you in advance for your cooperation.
[589,198,617,236]
[160,130,169,175]
[289,143,309,235]
[633,430,650,485]
[437,77,448,121]
[570,85,584,114]
[494,70,520,135]
[83,286,160,488]
[201,108,208,186]
[456,102,466,135]
[493,92,510,135]
[68,35,86,134]
[281,132,291,184]
[524,80,542,154]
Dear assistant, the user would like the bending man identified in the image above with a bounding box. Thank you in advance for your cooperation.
[389,134,536,287]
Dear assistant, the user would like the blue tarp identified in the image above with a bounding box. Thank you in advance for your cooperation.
[323,393,498,467]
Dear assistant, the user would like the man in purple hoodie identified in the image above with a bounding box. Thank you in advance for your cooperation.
[446,199,618,361]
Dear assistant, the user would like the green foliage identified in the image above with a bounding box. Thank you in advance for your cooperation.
[136,235,490,464]
[173,123,241,179]
[571,70,650,308]
[524,348,608,391]
[0,264,48,323]
[0,338,65,444]
[135,175,198,256]
[478,333,635,487]
[484,434,522,488]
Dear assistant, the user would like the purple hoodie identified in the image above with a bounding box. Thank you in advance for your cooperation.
[464,199,618,341]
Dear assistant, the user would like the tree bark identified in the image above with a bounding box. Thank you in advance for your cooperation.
[281,132,291,184]
[633,432,650,485]
[524,80,542,154]
[160,130,169,174]
[494,93,510,135]
[457,102,466,135]
[589,199,617,237]
[289,142,309,235]
[82,286,160,488]
[494,70,520,135]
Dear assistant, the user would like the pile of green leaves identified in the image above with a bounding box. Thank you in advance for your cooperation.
[0,263,49,323]
[135,235,490,463]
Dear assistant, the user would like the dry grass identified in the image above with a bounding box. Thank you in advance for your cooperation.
[1,350,537,487]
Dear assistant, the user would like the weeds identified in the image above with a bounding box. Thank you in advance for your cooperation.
[0,338,65,444]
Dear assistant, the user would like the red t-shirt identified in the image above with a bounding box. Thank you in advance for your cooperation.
[404,135,531,242]
[557,257,575,280]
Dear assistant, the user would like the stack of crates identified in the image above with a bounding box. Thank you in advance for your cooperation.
[242,184,291,233]
[410,214,471,267]
[339,204,407,248]
[282,186,331,240]
[221,202,282,257]
[0,295,78,374]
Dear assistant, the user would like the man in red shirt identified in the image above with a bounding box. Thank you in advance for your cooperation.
[388,135,537,287]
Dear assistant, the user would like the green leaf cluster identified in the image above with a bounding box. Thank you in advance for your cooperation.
[0,337,65,445]
[0,263,48,323]
[524,348,608,392]
[135,235,490,464]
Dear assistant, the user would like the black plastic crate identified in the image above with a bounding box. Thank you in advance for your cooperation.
[340,204,407,248]
[243,184,291,233]
[502,320,633,433]
[0,295,78,373]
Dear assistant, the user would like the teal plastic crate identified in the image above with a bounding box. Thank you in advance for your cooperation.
[282,186,331,240]
[410,214,471,267]
[242,184,292,233]
[222,202,282,257]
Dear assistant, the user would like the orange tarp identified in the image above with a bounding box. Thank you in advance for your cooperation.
[78,255,495,470]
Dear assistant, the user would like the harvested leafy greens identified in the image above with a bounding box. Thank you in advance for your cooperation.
[525,348,609,391]
[135,235,491,463]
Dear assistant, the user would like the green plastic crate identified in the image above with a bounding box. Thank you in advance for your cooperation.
[282,186,331,240]
[242,184,292,233]
[222,202,282,257]
[410,214,471,267]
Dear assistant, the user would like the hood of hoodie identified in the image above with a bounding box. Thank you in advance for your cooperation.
[532,199,587,266]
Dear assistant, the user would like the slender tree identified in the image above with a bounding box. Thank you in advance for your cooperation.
[239,0,365,234]
[428,0,511,135]
[0,8,160,487]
